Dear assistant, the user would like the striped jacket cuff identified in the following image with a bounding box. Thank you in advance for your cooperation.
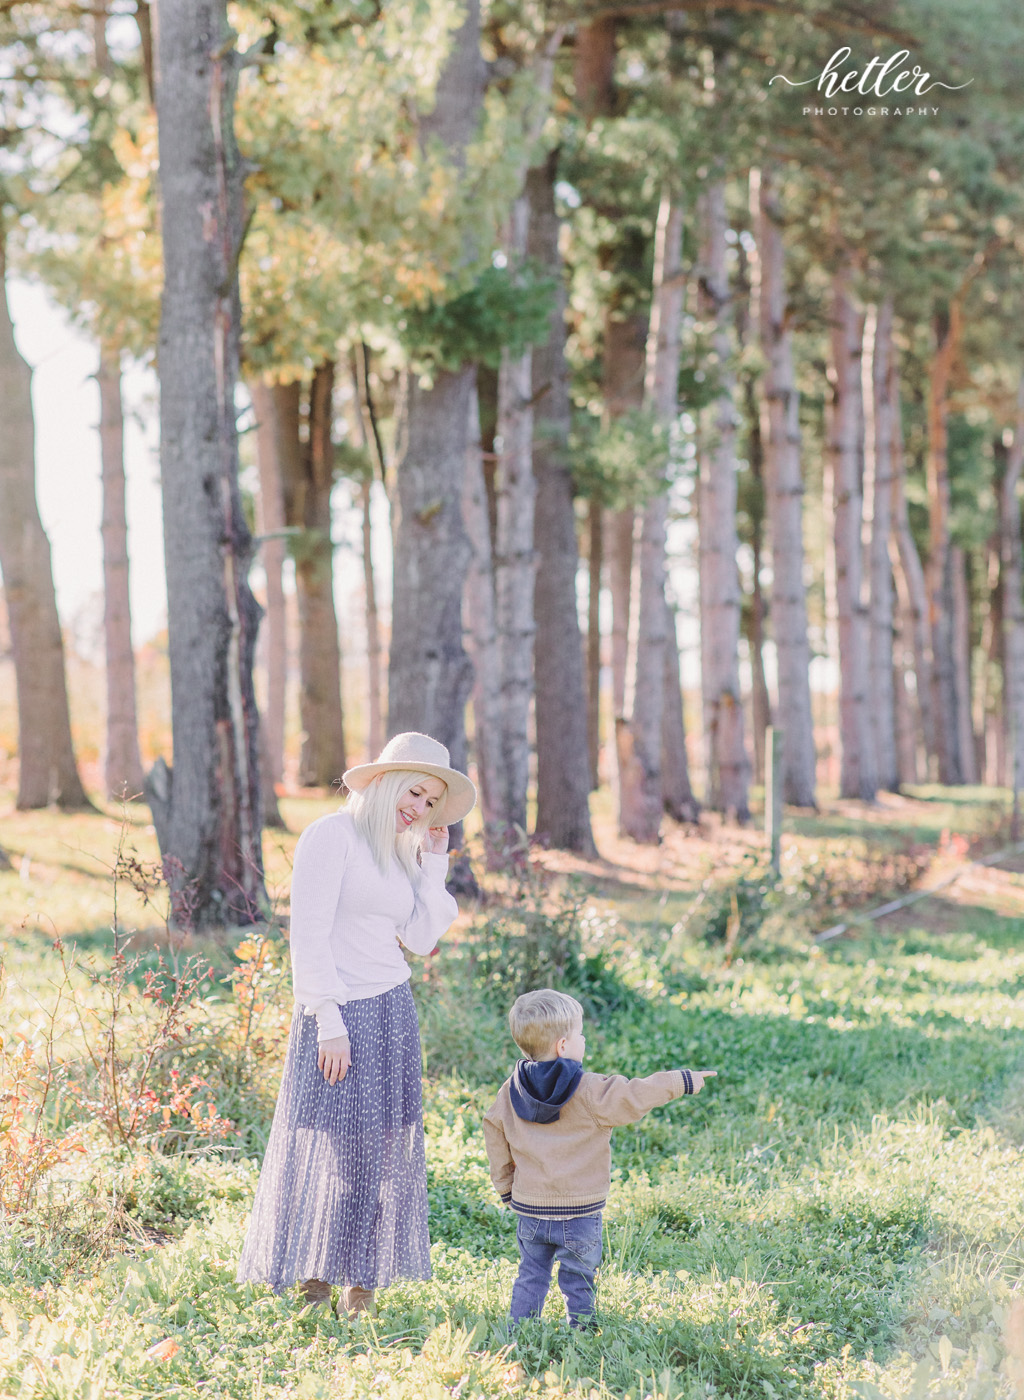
[681,1069,694,1095]
[510,1198,606,1218]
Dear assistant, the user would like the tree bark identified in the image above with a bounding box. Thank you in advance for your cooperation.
[662,592,699,822]
[978,527,1003,786]
[616,193,685,843]
[753,169,816,807]
[893,631,919,786]
[607,506,635,719]
[294,361,346,788]
[890,357,935,772]
[827,261,876,801]
[951,545,977,783]
[698,180,750,819]
[741,371,771,785]
[585,498,602,790]
[389,0,485,883]
[463,389,504,856]
[864,299,898,791]
[151,0,265,924]
[528,152,595,854]
[604,316,646,722]
[360,479,384,760]
[926,303,965,784]
[0,244,90,811]
[1001,379,1024,804]
[97,342,145,801]
[349,350,385,759]
[249,377,288,789]
[493,194,535,837]
[577,13,617,801]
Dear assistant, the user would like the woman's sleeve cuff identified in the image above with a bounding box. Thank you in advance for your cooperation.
[315,1004,349,1042]
[420,851,451,877]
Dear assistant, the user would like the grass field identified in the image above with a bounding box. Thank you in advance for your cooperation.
[2,785,1024,1399]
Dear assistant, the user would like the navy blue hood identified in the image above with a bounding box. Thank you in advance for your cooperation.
[509,1058,584,1123]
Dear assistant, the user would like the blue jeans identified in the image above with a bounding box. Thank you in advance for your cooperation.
[510,1212,602,1325]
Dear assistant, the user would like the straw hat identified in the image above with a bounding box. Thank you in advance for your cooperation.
[342,732,477,826]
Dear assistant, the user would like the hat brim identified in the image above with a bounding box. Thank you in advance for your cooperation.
[341,760,477,827]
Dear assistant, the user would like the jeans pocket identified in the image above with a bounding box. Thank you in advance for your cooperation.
[565,1214,602,1262]
[516,1215,543,1246]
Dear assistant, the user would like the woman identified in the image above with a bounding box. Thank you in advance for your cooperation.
[237,731,476,1316]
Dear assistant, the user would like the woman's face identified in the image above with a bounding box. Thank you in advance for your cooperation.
[394,776,446,833]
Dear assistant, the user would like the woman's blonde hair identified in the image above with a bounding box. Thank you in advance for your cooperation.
[345,767,447,883]
[508,989,584,1060]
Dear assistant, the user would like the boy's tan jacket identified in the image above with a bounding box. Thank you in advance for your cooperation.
[482,1069,692,1219]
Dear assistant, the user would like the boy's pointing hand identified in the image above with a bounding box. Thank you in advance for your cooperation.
[690,1069,717,1093]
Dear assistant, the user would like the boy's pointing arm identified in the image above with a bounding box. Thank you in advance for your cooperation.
[584,1068,715,1128]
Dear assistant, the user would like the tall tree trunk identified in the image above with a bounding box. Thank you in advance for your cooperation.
[662,591,699,822]
[893,629,919,786]
[493,195,535,838]
[585,499,602,790]
[295,361,346,788]
[616,498,667,842]
[151,0,265,924]
[753,169,816,807]
[463,390,504,857]
[389,0,485,883]
[951,545,977,783]
[604,316,647,722]
[616,193,685,843]
[890,357,935,771]
[577,14,617,801]
[349,350,385,760]
[350,352,386,761]
[360,479,384,760]
[0,244,90,811]
[978,527,1004,786]
[607,506,635,719]
[926,303,965,784]
[741,372,771,785]
[528,152,595,854]
[98,342,145,800]
[827,261,876,801]
[249,377,288,789]
[94,0,144,805]
[1001,379,1024,804]
[864,299,898,790]
[698,180,749,819]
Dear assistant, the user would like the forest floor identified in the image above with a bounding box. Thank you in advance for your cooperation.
[2,783,1024,1400]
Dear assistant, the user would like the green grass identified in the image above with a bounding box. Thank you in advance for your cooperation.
[2,792,1024,1398]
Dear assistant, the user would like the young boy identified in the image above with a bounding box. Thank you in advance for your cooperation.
[483,989,716,1329]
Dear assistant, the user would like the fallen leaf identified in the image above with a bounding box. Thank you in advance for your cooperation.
[146,1337,180,1361]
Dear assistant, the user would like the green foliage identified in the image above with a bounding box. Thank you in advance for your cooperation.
[463,889,636,1019]
[399,264,555,374]
[571,406,673,507]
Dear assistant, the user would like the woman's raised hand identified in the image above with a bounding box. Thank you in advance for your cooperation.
[423,826,450,854]
[318,1035,351,1085]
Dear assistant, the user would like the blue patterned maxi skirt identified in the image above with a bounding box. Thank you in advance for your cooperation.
[237,982,431,1291]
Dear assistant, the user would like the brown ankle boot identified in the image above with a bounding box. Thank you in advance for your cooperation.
[299,1278,333,1308]
[337,1285,376,1318]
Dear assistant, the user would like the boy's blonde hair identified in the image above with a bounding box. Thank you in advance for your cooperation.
[508,989,584,1060]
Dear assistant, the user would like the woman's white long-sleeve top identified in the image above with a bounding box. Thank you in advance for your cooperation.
[289,810,459,1042]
